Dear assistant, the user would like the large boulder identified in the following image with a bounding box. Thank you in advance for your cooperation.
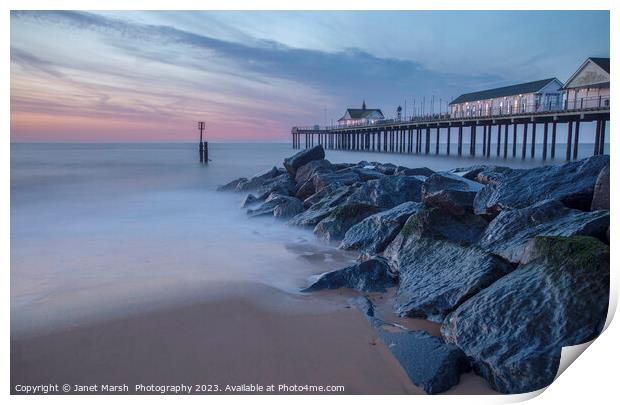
[301,257,395,293]
[302,182,344,209]
[340,202,424,256]
[313,202,380,241]
[313,171,361,193]
[394,166,435,177]
[347,167,385,181]
[370,162,398,175]
[441,236,609,394]
[450,165,515,183]
[422,172,483,215]
[294,159,334,184]
[478,199,610,263]
[253,173,298,198]
[288,185,356,227]
[283,145,325,175]
[247,194,303,219]
[235,166,282,192]
[294,178,318,200]
[591,164,610,210]
[474,155,610,216]
[346,175,425,209]
[349,297,471,394]
[386,206,488,247]
[376,328,471,394]
[216,177,247,192]
[240,193,260,208]
[389,238,513,321]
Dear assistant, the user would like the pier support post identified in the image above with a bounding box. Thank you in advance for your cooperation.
[503,124,509,158]
[551,122,557,159]
[447,126,451,155]
[435,127,440,155]
[521,123,528,159]
[530,122,536,158]
[599,120,606,155]
[457,126,463,156]
[470,125,477,156]
[496,124,501,157]
[482,125,487,156]
[566,121,573,161]
[486,125,491,157]
[542,122,549,160]
[425,128,431,154]
[593,120,601,155]
[512,124,517,157]
[572,119,580,160]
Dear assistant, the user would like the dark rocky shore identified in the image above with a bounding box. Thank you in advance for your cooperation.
[217,145,610,395]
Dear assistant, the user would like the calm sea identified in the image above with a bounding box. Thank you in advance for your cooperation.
[10,142,606,337]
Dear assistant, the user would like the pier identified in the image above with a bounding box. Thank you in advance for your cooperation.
[291,100,609,161]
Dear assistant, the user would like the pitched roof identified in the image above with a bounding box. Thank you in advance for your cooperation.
[590,57,610,73]
[449,78,561,105]
[562,57,610,89]
[339,108,384,120]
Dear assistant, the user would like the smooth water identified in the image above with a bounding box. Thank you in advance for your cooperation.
[10,142,606,337]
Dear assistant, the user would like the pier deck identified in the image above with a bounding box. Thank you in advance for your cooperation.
[291,106,609,160]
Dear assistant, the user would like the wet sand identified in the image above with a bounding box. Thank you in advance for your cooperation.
[11,283,497,395]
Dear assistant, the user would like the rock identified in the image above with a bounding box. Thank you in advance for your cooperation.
[348,167,385,181]
[313,171,361,193]
[349,296,376,318]
[376,328,471,394]
[441,236,609,394]
[478,199,610,263]
[235,166,281,192]
[340,202,424,255]
[389,238,513,321]
[253,173,298,198]
[302,182,344,208]
[591,164,610,210]
[394,166,435,177]
[387,206,488,247]
[283,145,325,175]
[474,155,610,216]
[301,257,395,292]
[313,202,380,241]
[247,194,303,218]
[288,185,356,227]
[346,175,425,209]
[274,198,304,219]
[450,165,515,183]
[294,178,317,200]
[371,162,398,175]
[217,177,247,192]
[348,297,471,394]
[422,172,483,214]
[240,193,259,208]
[294,159,334,184]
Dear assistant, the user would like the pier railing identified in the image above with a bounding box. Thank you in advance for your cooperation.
[291,96,609,162]
[293,95,610,132]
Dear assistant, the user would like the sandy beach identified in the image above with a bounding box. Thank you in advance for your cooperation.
[11,282,495,395]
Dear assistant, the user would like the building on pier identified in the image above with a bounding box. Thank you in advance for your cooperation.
[337,101,384,125]
[449,78,563,118]
[562,57,610,110]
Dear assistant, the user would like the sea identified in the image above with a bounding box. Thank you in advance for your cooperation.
[10,141,607,337]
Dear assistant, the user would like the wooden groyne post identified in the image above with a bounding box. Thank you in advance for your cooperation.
[198,121,209,164]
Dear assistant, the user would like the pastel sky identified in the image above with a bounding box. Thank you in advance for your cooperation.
[11,10,609,142]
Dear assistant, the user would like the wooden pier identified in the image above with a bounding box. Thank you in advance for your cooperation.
[291,107,609,160]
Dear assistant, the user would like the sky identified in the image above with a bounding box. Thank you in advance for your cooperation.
[10,10,610,142]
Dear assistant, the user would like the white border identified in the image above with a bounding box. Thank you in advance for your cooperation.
[3,1,616,404]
